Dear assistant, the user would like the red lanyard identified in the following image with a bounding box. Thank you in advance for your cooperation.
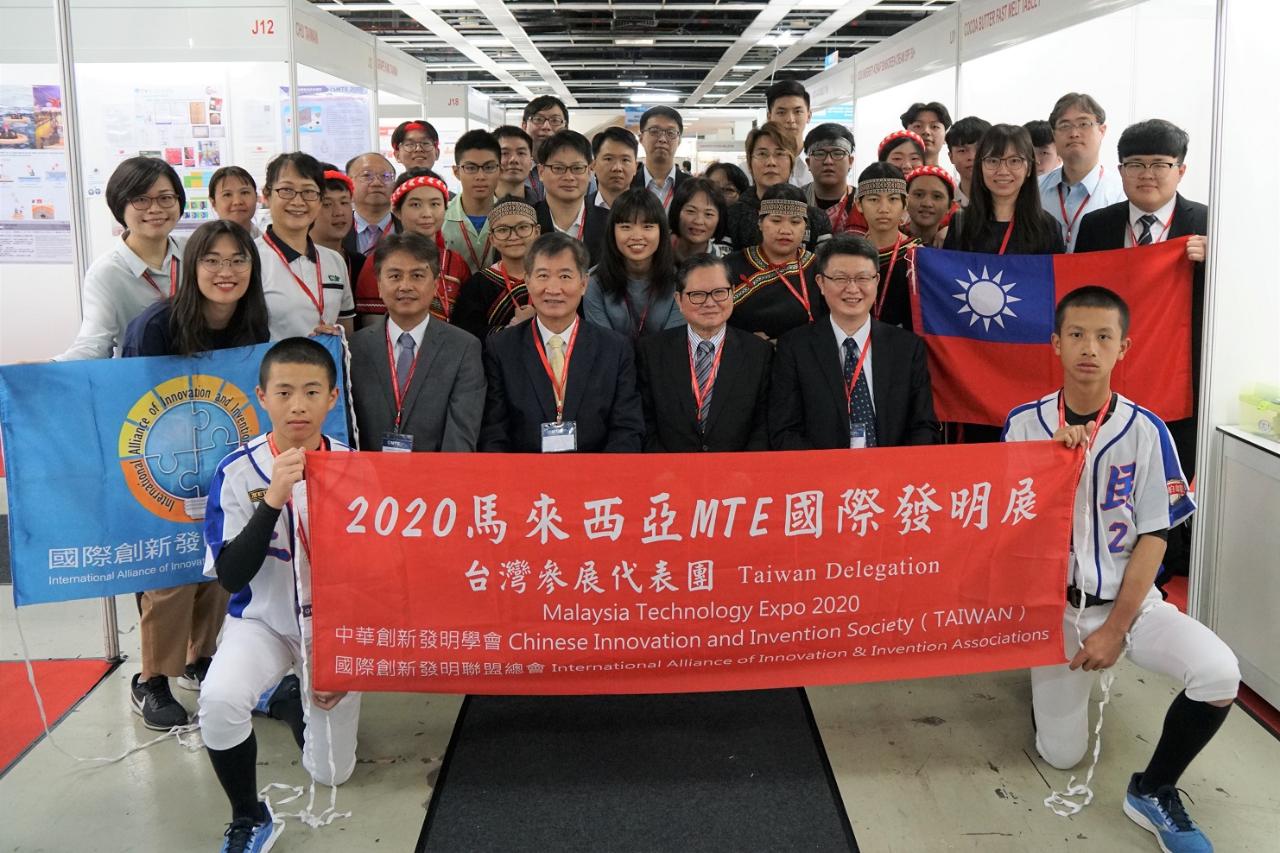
[1125,208,1176,247]
[1057,167,1101,245]
[997,215,1015,255]
[497,262,525,302]
[557,205,586,239]
[842,333,873,417]
[767,251,812,322]
[661,182,675,210]
[688,335,726,422]
[434,249,455,322]
[460,223,491,271]
[828,190,851,233]
[385,326,422,430]
[262,232,324,323]
[1057,390,1110,454]
[623,291,652,339]
[141,256,178,297]
[531,322,580,422]
[874,235,905,319]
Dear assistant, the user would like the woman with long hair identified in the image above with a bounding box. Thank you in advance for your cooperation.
[944,124,1065,255]
[724,123,832,251]
[118,219,269,730]
[724,183,824,342]
[453,196,541,339]
[670,177,731,262]
[583,188,682,338]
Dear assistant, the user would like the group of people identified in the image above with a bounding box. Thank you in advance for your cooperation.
[41,78,1236,853]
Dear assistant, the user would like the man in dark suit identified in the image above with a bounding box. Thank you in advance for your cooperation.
[769,234,940,449]
[480,232,644,453]
[533,130,609,267]
[637,254,771,452]
[349,233,485,452]
[630,106,692,212]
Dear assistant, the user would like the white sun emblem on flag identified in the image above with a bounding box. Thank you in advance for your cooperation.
[953,266,1021,331]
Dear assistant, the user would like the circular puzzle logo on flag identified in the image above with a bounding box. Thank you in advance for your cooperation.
[118,375,259,522]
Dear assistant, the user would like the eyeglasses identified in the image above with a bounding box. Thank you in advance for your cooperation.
[682,287,731,305]
[398,140,435,152]
[458,162,501,175]
[643,127,681,141]
[807,148,849,162]
[1119,161,1182,175]
[1054,119,1099,134]
[819,272,879,288]
[981,156,1029,171]
[270,187,322,201]
[198,256,252,272]
[355,170,395,184]
[128,193,180,211]
[544,163,590,176]
[491,222,537,239]
[751,149,789,163]
[527,115,566,129]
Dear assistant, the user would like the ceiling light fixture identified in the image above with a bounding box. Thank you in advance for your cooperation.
[631,93,679,103]
[616,38,656,46]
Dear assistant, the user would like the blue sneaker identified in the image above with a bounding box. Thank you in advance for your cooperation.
[1123,773,1213,853]
[220,802,281,853]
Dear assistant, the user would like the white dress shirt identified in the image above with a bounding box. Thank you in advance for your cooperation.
[551,204,586,238]
[386,314,430,353]
[536,316,579,350]
[1125,197,1178,247]
[643,164,677,210]
[687,324,727,356]
[353,210,393,255]
[830,315,875,406]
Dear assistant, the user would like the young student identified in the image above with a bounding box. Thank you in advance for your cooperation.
[1002,286,1239,853]
[633,106,688,210]
[725,123,832,252]
[348,233,485,452]
[453,197,541,340]
[590,127,639,211]
[493,125,537,201]
[943,124,1065,256]
[901,101,952,167]
[944,116,992,208]
[443,129,501,274]
[904,165,956,247]
[877,130,925,175]
[705,161,749,207]
[583,188,683,339]
[800,123,864,235]
[390,120,440,172]
[533,130,609,266]
[669,177,731,262]
[209,166,260,237]
[309,168,362,290]
[255,152,355,340]
[56,156,186,360]
[200,337,363,853]
[764,79,813,186]
[1024,119,1060,176]
[725,183,824,343]
[120,220,270,730]
[852,162,920,331]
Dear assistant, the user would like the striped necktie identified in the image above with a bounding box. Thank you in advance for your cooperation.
[694,340,715,427]
[1137,213,1159,245]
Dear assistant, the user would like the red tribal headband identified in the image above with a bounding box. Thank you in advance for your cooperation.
[877,129,926,160]
[390,175,449,209]
[904,165,956,198]
[322,170,354,194]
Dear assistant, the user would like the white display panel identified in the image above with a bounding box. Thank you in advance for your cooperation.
[287,65,376,170]
[852,68,957,179]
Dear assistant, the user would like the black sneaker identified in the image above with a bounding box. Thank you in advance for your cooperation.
[177,657,212,691]
[129,673,191,731]
[220,802,281,853]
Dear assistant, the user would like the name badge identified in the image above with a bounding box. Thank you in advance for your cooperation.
[381,432,414,453]
[849,423,868,450]
[541,420,578,453]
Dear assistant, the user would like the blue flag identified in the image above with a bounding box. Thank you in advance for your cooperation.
[0,336,351,606]
[913,248,1056,344]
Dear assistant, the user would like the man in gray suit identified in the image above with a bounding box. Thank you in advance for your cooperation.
[349,232,485,451]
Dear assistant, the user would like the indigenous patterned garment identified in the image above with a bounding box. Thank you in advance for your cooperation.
[452,262,531,340]
[724,246,825,341]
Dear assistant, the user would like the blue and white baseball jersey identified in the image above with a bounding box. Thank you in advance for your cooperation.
[1002,392,1195,600]
[204,433,349,637]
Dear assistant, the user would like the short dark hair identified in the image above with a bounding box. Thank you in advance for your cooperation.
[900,102,953,130]
[858,161,906,190]
[759,182,807,205]
[526,231,590,276]
[669,177,728,243]
[454,129,502,163]
[374,231,440,277]
[592,126,638,158]
[391,119,439,147]
[814,234,879,277]
[390,168,447,211]
[1049,92,1106,128]
[640,106,683,134]
[258,336,337,390]
[208,166,256,199]
[705,162,750,196]
[265,151,324,191]
[105,156,186,227]
[344,151,393,175]
[803,123,855,153]
[494,125,534,151]
[170,220,268,356]
[1023,120,1054,149]
[523,95,568,125]
[675,253,730,294]
[1118,119,1189,162]
[945,117,992,149]
[537,129,592,165]
[765,79,810,111]
[1054,286,1130,336]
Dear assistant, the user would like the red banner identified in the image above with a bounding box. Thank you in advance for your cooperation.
[307,443,1079,695]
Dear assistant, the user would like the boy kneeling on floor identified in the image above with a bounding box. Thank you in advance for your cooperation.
[200,337,361,853]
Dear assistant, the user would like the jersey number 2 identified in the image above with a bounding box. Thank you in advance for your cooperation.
[1107,522,1129,554]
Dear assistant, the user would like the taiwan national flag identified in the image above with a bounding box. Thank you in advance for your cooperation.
[909,239,1194,426]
